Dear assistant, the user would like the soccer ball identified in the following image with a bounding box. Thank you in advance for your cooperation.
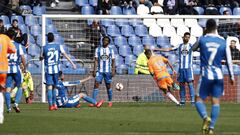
[115,83,124,91]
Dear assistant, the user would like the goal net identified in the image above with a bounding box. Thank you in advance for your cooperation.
[30,15,240,103]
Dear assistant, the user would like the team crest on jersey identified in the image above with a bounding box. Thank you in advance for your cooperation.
[100,54,109,61]
[181,49,189,56]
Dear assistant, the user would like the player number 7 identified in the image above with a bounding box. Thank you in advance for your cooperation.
[206,43,220,66]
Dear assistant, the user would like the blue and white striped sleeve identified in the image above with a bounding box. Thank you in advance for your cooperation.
[60,45,66,53]
[63,80,81,87]
[225,45,234,80]
[111,48,115,59]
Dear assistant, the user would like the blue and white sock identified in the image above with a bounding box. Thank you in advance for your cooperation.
[188,83,195,103]
[107,89,113,101]
[15,87,23,105]
[179,85,186,103]
[92,89,99,100]
[195,101,208,119]
[210,104,220,129]
[4,92,11,110]
[83,96,97,105]
[47,90,53,106]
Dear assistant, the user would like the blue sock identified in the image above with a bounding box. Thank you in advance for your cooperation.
[210,104,220,129]
[92,89,99,100]
[4,92,11,110]
[52,89,57,105]
[188,83,195,102]
[47,90,53,106]
[15,87,23,104]
[195,101,208,119]
[107,89,113,101]
[179,85,186,103]
[83,96,97,105]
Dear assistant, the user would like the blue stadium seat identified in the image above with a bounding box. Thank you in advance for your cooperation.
[129,19,143,27]
[167,54,178,64]
[18,24,28,34]
[115,55,124,66]
[142,35,156,46]
[121,25,135,37]
[133,45,144,56]
[109,45,118,55]
[20,5,32,12]
[0,15,10,25]
[38,17,53,25]
[101,19,114,27]
[11,16,24,24]
[46,24,58,34]
[36,35,42,46]
[28,45,40,57]
[107,25,121,37]
[219,6,232,15]
[123,7,136,15]
[89,0,98,6]
[135,25,148,37]
[115,19,128,27]
[233,7,240,15]
[193,6,204,15]
[128,36,142,46]
[114,36,128,47]
[156,36,170,47]
[31,25,41,36]
[27,63,41,74]
[75,0,89,6]
[25,15,38,26]
[28,35,35,44]
[125,55,136,65]
[54,34,64,44]
[33,6,46,15]
[116,64,128,74]
[119,45,132,57]
[81,5,95,15]
[110,6,122,15]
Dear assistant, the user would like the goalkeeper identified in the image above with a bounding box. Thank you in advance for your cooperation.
[11,64,34,104]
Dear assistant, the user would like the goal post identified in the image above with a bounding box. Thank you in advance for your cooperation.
[37,14,240,103]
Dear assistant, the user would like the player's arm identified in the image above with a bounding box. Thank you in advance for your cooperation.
[225,44,235,84]
[153,45,178,52]
[39,47,44,61]
[111,49,115,77]
[20,45,26,73]
[93,48,98,77]
[192,38,200,51]
[62,76,93,87]
[60,45,76,69]
[165,58,176,75]
[27,72,34,99]
[147,62,154,77]
[7,41,16,53]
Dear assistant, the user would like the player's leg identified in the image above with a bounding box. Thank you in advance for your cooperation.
[178,69,186,105]
[92,72,103,100]
[208,79,223,134]
[45,73,54,110]
[13,71,23,113]
[22,82,30,103]
[105,73,113,107]
[79,93,104,108]
[52,73,59,110]
[0,74,7,124]
[5,74,13,112]
[195,77,211,133]
[187,68,195,105]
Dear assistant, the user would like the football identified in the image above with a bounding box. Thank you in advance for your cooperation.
[115,83,124,91]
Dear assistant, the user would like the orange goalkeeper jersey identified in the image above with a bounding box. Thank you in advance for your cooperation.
[0,34,16,73]
[147,55,170,80]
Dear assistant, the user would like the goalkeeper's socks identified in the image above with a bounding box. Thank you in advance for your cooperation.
[4,92,11,110]
[47,90,53,106]
[210,104,220,129]
[188,83,195,102]
[15,88,23,104]
[92,89,99,100]
[52,89,57,105]
[179,85,186,103]
[107,89,113,101]
[83,96,97,105]
[0,92,4,116]
[166,92,179,105]
[195,101,207,119]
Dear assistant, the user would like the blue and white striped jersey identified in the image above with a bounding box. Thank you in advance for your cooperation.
[196,34,234,80]
[7,41,24,73]
[174,43,193,69]
[95,46,115,73]
[43,43,65,74]
[56,80,81,106]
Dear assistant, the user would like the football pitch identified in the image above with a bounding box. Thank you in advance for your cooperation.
[0,103,240,135]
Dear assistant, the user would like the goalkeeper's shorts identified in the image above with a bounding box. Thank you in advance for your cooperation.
[156,77,173,91]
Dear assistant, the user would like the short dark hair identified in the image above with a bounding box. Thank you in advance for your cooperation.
[0,19,3,23]
[102,36,111,43]
[47,32,54,42]
[144,49,152,57]
[5,29,16,39]
[184,32,190,37]
[12,19,18,23]
[59,71,63,76]
[206,19,217,32]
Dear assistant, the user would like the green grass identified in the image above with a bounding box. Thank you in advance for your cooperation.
[0,103,240,135]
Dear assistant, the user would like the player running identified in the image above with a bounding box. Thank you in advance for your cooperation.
[0,30,16,124]
[155,32,195,106]
[144,49,180,105]
[192,19,234,134]
[5,29,26,113]
[40,32,76,111]
[56,71,104,108]
[90,36,115,107]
